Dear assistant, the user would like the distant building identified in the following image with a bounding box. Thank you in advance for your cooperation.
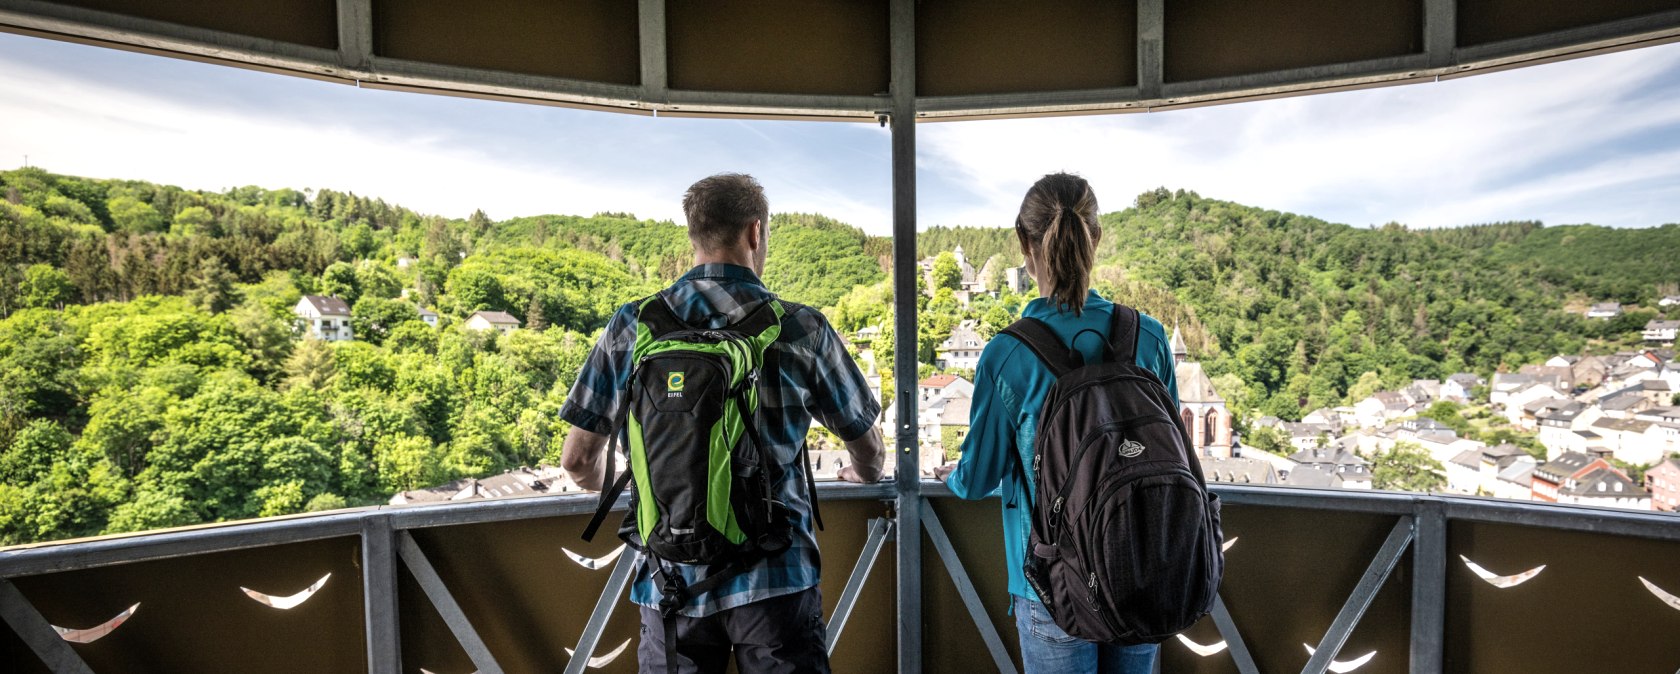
[918,374,974,404]
[390,465,575,504]
[1557,466,1650,510]
[1002,265,1032,294]
[1531,452,1613,503]
[1645,458,1680,512]
[418,308,439,327]
[294,295,354,341]
[465,310,522,334]
[1442,373,1483,402]
[1659,295,1680,308]
[1172,327,1232,458]
[1200,457,1278,485]
[1643,320,1679,343]
[935,321,987,371]
[1586,303,1623,319]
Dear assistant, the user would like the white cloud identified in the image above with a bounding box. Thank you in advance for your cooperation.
[919,41,1680,229]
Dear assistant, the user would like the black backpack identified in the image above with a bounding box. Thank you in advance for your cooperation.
[581,295,822,641]
[1002,305,1224,645]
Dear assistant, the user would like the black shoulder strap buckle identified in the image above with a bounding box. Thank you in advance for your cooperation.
[1000,317,1081,377]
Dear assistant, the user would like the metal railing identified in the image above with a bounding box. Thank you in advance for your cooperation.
[4,481,1680,673]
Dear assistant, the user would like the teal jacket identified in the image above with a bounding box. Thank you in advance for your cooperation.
[945,290,1179,603]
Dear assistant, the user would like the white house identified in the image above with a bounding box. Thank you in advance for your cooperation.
[294,295,354,341]
[1659,295,1680,308]
[1502,383,1567,426]
[418,308,439,327]
[918,374,975,404]
[1494,457,1537,501]
[935,321,987,371]
[1557,466,1651,510]
[1644,320,1679,343]
[1586,302,1623,319]
[465,310,521,334]
[1442,373,1483,403]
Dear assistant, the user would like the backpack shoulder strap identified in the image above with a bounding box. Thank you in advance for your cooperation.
[1107,305,1141,365]
[1000,317,1081,378]
[636,294,689,338]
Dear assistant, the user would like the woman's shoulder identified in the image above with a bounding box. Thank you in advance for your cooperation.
[1126,309,1171,356]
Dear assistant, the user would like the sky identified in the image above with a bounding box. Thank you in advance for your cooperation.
[2,31,1680,234]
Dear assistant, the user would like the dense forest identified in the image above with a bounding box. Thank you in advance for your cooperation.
[1,169,1675,544]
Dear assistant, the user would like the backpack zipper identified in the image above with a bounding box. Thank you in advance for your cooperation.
[1044,414,1171,532]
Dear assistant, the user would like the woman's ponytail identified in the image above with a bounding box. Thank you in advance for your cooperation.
[1016,174,1101,315]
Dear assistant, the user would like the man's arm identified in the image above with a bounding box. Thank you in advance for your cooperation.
[836,427,886,484]
[560,426,610,491]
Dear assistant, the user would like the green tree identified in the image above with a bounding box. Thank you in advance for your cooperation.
[21,264,76,309]
[189,256,238,313]
[1345,371,1384,405]
[107,196,165,233]
[170,205,218,237]
[319,261,361,305]
[350,297,420,345]
[1,418,73,484]
[282,338,336,391]
[932,252,963,292]
[1371,441,1446,492]
[104,488,198,534]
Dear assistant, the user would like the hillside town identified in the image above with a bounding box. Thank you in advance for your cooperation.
[383,251,1680,514]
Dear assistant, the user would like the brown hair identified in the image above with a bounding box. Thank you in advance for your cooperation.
[1015,172,1101,315]
[682,173,769,252]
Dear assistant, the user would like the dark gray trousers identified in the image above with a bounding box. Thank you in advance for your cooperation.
[637,586,830,674]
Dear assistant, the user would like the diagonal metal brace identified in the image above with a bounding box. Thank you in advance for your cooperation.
[828,517,895,655]
[564,549,637,674]
[1210,593,1260,674]
[398,530,505,674]
[922,499,1019,674]
[1302,515,1415,674]
[0,578,95,674]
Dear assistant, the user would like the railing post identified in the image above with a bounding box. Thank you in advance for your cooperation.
[362,516,401,674]
[889,0,921,670]
[1410,500,1446,674]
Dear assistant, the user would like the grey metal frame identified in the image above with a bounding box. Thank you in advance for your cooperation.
[565,551,637,674]
[920,500,1018,674]
[3,0,1679,121]
[0,579,94,674]
[397,531,503,674]
[3,482,1680,672]
[826,517,894,656]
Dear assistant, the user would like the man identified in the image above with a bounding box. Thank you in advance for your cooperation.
[560,173,885,674]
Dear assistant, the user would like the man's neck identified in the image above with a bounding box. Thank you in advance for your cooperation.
[694,249,758,274]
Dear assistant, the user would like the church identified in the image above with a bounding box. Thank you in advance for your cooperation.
[1173,327,1234,458]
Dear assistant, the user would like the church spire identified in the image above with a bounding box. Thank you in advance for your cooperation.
[1170,324,1188,365]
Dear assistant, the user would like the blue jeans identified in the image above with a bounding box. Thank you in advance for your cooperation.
[1014,596,1158,674]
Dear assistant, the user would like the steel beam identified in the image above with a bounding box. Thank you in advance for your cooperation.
[1410,501,1446,674]
[564,550,637,674]
[1209,594,1260,674]
[335,0,371,72]
[1424,0,1456,68]
[1137,0,1164,100]
[637,0,667,102]
[0,511,365,578]
[827,518,894,655]
[1302,516,1415,674]
[921,501,1018,674]
[889,0,922,670]
[0,578,95,674]
[397,531,504,674]
[362,517,401,674]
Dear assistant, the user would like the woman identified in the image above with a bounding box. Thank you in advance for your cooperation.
[937,173,1180,673]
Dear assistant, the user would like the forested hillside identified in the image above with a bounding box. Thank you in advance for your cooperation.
[0,170,1674,544]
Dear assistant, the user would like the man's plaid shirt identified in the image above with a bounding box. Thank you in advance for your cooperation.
[560,263,881,617]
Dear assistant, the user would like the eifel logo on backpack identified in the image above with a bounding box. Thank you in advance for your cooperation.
[1002,305,1225,645]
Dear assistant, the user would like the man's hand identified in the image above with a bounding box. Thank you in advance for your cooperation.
[933,462,958,482]
[561,426,610,491]
[839,428,886,484]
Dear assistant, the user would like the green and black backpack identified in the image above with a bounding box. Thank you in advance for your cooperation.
[581,293,821,611]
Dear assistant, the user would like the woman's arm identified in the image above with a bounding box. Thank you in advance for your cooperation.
[944,339,1020,499]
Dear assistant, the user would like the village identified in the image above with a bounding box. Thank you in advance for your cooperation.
[380,249,1680,515]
